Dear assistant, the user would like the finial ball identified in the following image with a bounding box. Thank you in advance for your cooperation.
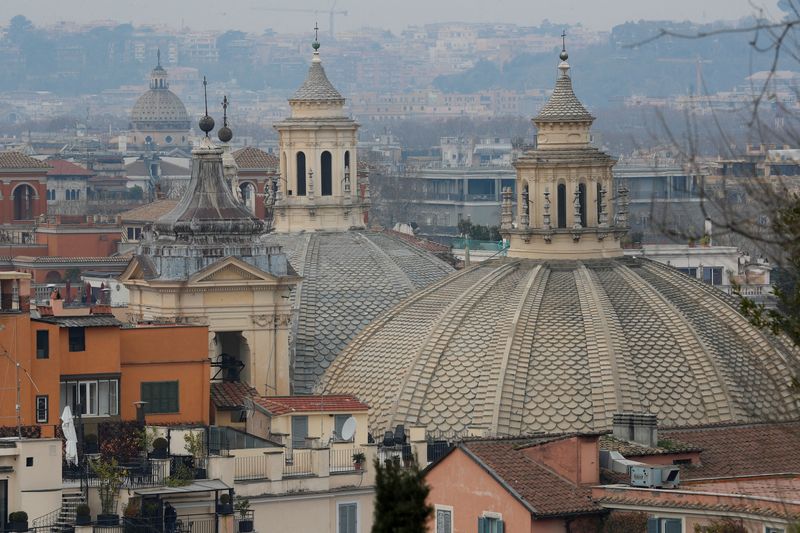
[199,115,215,134]
[218,126,233,143]
[312,41,320,51]
[559,50,569,61]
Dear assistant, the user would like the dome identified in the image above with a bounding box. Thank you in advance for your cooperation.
[322,257,800,435]
[266,231,454,393]
[131,89,191,130]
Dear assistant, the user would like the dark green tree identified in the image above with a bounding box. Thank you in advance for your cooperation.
[371,457,433,533]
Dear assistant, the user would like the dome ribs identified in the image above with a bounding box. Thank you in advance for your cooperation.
[573,264,634,429]
[636,260,798,422]
[391,262,520,433]
[490,264,547,435]
[611,263,734,424]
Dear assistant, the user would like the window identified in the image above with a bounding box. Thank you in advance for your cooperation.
[702,267,723,286]
[321,151,333,196]
[677,267,698,278]
[296,152,307,196]
[578,182,587,227]
[36,330,49,359]
[435,506,452,533]
[60,379,118,417]
[291,416,309,449]
[557,183,567,228]
[337,502,357,533]
[766,528,785,533]
[647,517,682,533]
[141,381,179,414]
[478,515,504,533]
[68,327,85,352]
[334,414,353,441]
[35,395,48,423]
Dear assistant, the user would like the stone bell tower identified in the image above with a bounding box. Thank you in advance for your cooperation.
[501,42,629,259]
[272,35,367,232]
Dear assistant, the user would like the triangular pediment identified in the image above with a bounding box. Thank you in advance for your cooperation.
[188,256,279,284]
[118,256,149,282]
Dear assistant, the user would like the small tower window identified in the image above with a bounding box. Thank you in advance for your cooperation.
[596,183,603,223]
[321,151,333,196]
[557,183,567,228]
[578,183,587,227]
[296,152,307,196]
[344,150,351,173]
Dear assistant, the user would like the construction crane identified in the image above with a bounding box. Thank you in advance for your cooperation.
[252,2,348,39]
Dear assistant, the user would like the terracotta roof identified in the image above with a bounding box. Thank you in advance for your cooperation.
[461,439,601,517]
[661,421,800,480]
[253,394,369,416]
[46,159,94,177]
[599,435,702,457]
[232,147,278,170]
[34,315,122,327]
[596,493,800,520]
[0,151,51,169]
[210,382,257,410]
[382,229,450,254]
[119,200,179,223]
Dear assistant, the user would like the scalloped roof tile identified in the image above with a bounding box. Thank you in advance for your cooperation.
[535,69,594,123]
[290,56,344,102]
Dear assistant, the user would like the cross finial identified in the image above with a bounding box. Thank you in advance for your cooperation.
[312,21,321,51]
[561,30,566,52]
[157,48,161,67]
[222,95,228,127]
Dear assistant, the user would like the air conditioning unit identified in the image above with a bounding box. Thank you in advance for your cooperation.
[630,465,680,489]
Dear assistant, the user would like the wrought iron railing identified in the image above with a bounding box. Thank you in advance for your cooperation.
[234,455,269,481]
[283,449,313,477]
[63,458,169,488]
[329,447,365,473]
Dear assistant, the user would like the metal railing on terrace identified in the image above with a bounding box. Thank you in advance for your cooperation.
[283,449,313,477]
[329,447,365,473]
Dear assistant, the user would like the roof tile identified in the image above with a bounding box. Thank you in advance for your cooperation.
[254,394,369,416]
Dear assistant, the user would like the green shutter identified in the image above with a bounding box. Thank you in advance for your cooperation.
[663,519,681,533]
[497,520,504,533]
[478,517,487,533]
[647,517,660,533]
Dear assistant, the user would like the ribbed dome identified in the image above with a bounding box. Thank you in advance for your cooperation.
[322,257,800,436]
[266,231,454,393]
[131,89,191,129]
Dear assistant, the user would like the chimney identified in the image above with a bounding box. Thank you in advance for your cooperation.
[612,412,658,448]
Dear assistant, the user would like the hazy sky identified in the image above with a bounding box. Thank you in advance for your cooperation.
[1,0,779,34]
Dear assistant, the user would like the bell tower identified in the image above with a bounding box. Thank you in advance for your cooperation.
[273,30,367,232]
[501,40,629,259]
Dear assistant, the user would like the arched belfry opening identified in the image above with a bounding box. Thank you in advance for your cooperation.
[321,151,333,196]
[296,152,307,196]
[13,184,35,221]
[578,183,587,227]
[557,183,567,228]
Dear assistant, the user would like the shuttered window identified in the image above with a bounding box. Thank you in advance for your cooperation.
[337,502,357,533]
[36,330,49,359]
[478,516,504,533]
[436,508,452,533]
[141,381,179,414]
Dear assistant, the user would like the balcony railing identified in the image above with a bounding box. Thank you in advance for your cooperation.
[234,455,270,481]
[283,449,313,477]
[63,458,169,488]
[329,447,365,473]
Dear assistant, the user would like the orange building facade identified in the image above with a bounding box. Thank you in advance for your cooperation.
[0,273,210,437]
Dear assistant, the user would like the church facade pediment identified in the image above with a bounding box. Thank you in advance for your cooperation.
[188,256,284,285]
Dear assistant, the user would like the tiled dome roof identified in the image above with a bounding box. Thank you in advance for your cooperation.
[322,257,800,436]
[131,88,191,127]
[290,55,344,103]
[266,230,454,393]
[535,64,594,123]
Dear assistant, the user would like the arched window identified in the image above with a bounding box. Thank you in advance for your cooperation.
[597,182,603,223]
[557,183,567,228]
[239,182,256,214]
[321,151,332,196]
[296,152,306,196]
[13,184,35,220]
[578,183,587,227]
[344,150,351,174]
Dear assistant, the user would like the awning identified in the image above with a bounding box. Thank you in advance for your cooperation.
[134,479,231,496]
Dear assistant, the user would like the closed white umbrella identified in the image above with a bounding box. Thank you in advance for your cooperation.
[61,406,78,466]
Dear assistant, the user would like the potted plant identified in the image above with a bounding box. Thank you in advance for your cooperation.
[234,497,252,533]
[184,431,206,479]
[216,493,233,515]
[352,452,366,471]
[75,504,91,526]
[83,433,99,455]
[151,437,168,459]
[8,511,28,532]
[91,458,125,525]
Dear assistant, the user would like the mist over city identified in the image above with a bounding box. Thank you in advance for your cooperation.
[1,2,800,532]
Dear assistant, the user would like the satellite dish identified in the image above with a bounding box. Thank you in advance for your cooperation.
[340,417,357,442]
